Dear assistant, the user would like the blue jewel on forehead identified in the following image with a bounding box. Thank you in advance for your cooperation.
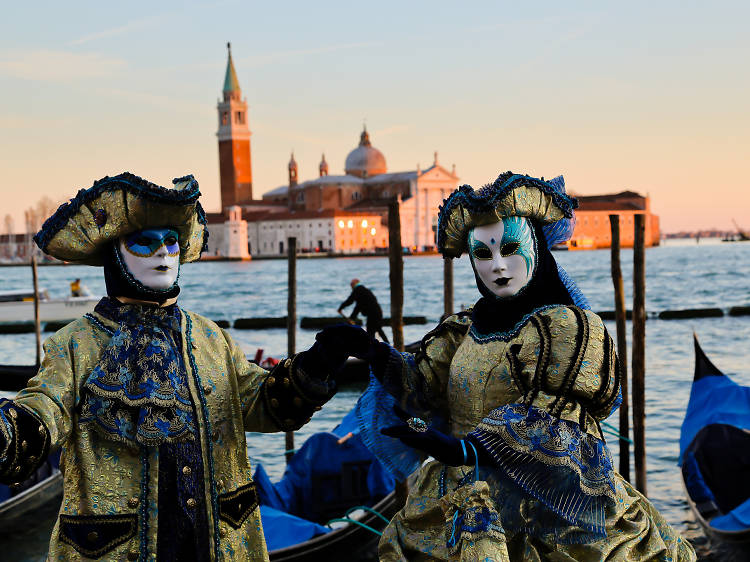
[490,238,496,245]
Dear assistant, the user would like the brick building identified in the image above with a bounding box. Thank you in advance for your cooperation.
[568,191,660,249]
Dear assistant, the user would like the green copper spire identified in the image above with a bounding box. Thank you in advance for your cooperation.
[223,42,241,93]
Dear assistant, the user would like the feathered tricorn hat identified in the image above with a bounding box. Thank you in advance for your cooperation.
[33,172,208,265]
[436,171,578,258]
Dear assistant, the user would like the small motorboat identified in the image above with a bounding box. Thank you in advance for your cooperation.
[0,289,99,325]
[679,335,750,543]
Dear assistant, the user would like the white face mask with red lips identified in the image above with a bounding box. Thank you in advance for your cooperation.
[119,228,180,291]
[468,217,537,299]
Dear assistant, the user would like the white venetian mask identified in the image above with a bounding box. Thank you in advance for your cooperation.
[119,228,180,291]
[469,217,537,298]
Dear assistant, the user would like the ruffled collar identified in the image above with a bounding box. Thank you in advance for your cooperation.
[79,297,196,448]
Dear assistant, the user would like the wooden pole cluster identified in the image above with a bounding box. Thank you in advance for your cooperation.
[388,200,404,352]
[608,215,630,482]
[31,256,41,367]
[443,257,453,319]
[632,215,647,495]
[285,237,297,464]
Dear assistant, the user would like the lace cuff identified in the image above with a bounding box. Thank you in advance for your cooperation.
[262,354,336,431]
[468,403,616,541]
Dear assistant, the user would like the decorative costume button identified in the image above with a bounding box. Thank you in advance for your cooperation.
[20,440,28,452]
[203,385,212,395]
[220,527,227,538]
[282,378,291,388]
[127,551,138,561]
[87,531,99,543]
[284,359,291,368]
[293,397,303,407]
[38,424,45,435]
[186,498,197,508]
[8,408,17,419]
[93,209,107,227]
[270,398,279,408]
[182,466,192,476]
[267,376,276,386]
[128,497,139,508]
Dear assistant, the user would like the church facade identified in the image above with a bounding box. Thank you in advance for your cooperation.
[206,46,460,258]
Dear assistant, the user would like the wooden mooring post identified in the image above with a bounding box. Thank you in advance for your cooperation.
[609,215,630,482]
[388,200,404,352]
[388,199,409,508]
[31,256,42,367]
[285,237,297,464]
[632,215,647,495]
[443,257,453,318]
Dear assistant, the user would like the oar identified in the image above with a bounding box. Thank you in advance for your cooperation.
[338,310,355,325]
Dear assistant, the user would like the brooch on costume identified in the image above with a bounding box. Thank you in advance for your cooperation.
[407,417,428,433]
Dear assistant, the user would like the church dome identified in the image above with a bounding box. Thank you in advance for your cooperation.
[344,128,386,178]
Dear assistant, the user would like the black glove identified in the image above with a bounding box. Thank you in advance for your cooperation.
[380,406,483,467]
[300,324,373,377]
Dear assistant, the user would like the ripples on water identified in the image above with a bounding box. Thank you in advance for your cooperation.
[1,238,749,559]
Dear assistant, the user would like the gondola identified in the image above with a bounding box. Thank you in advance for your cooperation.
[0,387,63,536]
[679,335,750,544]
[268,486,398,561]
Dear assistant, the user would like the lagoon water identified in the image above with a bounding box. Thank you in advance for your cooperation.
[1,238,749,560]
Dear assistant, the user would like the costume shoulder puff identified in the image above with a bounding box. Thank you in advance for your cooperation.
[514,306,620,419]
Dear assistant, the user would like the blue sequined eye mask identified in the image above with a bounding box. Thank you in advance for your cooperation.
[469,217,536,275]
[124,229,180,257]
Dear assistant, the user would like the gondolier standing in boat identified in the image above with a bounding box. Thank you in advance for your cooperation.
[0,173,367,561]
[338,278,390,343]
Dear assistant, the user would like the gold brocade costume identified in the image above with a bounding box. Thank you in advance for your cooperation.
[12,309,281,561]
[378,306,695,561]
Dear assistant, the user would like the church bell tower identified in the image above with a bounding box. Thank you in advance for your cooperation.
[217,43,252,209]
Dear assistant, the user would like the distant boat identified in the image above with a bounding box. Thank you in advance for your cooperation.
[679,335,750,544]
[565,237,595,251]
[731,219,750,242]
[0,290,99,324]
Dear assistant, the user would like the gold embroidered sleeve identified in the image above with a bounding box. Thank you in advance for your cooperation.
[13,333,76,450]
[510,306,620,425]
[220,328,279,433]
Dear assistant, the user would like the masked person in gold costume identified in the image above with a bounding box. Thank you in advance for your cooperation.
[0,173,366,561]
[343,173,695,561]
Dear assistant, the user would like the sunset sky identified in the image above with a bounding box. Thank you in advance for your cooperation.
[1,1,748,234]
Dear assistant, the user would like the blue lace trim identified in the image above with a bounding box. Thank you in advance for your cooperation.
[469,304,559,343]
[185,314,220,561]
[556,264,590,310]
[437,172,578,254]
[354,371,422,480]
[33,172,208,257]
[469,404,616,541]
